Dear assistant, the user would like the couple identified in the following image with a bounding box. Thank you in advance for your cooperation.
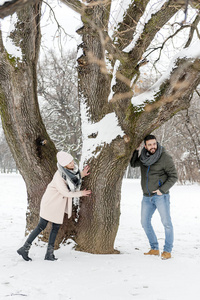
[18,135,177,261]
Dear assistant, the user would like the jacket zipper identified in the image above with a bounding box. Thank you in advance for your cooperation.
[146,166,151,196]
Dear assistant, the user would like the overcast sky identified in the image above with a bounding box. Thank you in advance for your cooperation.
[40,0,81,57]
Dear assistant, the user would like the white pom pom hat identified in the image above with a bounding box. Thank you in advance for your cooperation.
[56,151,73,167]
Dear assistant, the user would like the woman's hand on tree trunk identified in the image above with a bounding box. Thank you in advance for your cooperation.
[81,189,92,197]
[81,165,90,178]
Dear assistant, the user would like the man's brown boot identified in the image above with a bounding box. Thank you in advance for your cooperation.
[161,251,171,260]
[144,249,160,256]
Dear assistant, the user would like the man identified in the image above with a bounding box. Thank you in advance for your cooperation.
[130,135,178,259]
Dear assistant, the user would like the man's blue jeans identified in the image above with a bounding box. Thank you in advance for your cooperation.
[141,194,174,253]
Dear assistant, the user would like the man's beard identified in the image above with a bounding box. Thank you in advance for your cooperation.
[147,148,157,155]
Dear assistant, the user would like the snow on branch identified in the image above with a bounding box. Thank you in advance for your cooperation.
[108,0,132,38]
[131,39,200,110]
[123,0,168,53]
[0,0,12,5]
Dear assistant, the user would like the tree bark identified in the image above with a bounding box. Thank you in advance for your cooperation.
[0,2,57,233]
[75,138,131,254]
[0,0,40,18]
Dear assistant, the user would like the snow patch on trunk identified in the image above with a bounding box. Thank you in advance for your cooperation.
[108,59,120,101]
[1,14,22,62]
[80,101,124,167]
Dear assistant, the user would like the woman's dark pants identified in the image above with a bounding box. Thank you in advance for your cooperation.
[26,217,60,247]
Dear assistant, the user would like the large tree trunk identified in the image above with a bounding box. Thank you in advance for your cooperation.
[72,1,200,254]
[75,139,131,253]
[0,2,57,233]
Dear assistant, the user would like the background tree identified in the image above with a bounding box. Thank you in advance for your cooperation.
[0,0,200,253]
[37,49,82,160]
[0,124,16,172]
[0,49,81,171]
[153,88,200,183]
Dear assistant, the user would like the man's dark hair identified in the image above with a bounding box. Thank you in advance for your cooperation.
[144,134,157,145]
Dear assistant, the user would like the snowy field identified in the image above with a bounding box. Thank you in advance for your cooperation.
[0,173,200,300]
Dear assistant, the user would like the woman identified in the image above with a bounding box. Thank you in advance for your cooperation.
[17,151,91,261]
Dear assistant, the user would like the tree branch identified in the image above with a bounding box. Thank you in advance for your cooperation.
[131,58,200,146]
[60,0,85,14]
[144,24,191,66]
[111,0,185,100]
[190,0,200,10]
[128,1,183,65]
[113,0,149,51]
[195,88,200,97]
[184,14,200,48]
[143,58,200,113]
[0,29,4,52]
[0,0,40,18]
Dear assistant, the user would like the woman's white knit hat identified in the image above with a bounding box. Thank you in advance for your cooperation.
[56,151,73,167]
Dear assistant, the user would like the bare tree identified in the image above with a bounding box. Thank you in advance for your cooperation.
[0,124,16,172]
[37,50,82,160]
[0,0,200,253]
[153,89,200,183]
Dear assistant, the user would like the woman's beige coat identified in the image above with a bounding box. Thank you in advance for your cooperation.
[40,170,83,224]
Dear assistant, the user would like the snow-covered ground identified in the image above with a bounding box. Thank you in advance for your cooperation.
[0,174,200,300]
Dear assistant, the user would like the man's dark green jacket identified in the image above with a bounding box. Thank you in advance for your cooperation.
[130,147,178,196]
